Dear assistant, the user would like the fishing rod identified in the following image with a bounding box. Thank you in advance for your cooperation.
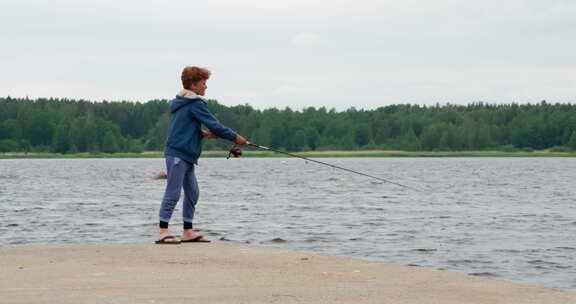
[228,143,420,191]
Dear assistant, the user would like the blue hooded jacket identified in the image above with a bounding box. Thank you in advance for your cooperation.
[164,95,237,164]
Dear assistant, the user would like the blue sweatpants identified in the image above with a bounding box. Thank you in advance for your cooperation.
[159,156,199,225]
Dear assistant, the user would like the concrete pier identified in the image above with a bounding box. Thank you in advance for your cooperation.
[1,242,574,303]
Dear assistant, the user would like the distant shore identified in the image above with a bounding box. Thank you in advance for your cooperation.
[1,149,576,159]
[2,242,575,304]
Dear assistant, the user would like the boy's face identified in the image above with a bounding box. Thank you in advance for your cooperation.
[190,79,208,96]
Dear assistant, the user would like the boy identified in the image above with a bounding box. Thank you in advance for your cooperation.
[156,66,248,244]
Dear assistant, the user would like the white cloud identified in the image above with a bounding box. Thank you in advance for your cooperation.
[272,84,305,96]
[291,32,320,45]
[1,0,575,109]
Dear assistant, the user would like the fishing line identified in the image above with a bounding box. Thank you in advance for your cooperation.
[228,143,421,192]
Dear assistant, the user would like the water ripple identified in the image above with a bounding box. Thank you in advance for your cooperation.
[1,157,575,290]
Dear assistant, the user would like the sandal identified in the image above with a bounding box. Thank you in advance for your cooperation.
[181,235,211,243]
[155,235,181,245]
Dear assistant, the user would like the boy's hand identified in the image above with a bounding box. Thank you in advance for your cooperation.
[235,135,250,146]
[202,130,219,139]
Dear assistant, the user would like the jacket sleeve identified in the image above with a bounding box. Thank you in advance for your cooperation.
[189,101,238,142]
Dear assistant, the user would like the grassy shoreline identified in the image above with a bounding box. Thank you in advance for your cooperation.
[2,150,576,159]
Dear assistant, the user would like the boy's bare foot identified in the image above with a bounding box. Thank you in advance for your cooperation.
[181,229,210,242]
[156,229,181,244]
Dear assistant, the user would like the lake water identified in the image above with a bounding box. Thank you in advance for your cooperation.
[1,157,575,290]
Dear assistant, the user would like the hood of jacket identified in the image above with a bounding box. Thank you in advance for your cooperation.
[170,89,206,113]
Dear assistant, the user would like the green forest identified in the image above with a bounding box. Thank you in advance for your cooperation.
[1,96,576,154]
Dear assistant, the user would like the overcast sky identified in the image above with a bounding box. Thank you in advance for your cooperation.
[1,0,575,110]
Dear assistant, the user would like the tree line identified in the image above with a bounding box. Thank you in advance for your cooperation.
[1,97,576,153]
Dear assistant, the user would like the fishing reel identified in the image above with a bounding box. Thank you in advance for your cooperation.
[227,145,243,159]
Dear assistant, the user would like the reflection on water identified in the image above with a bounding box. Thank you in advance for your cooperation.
[1,157,575,290]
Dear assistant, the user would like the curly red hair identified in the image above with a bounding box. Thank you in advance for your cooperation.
[181,66,211,89]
